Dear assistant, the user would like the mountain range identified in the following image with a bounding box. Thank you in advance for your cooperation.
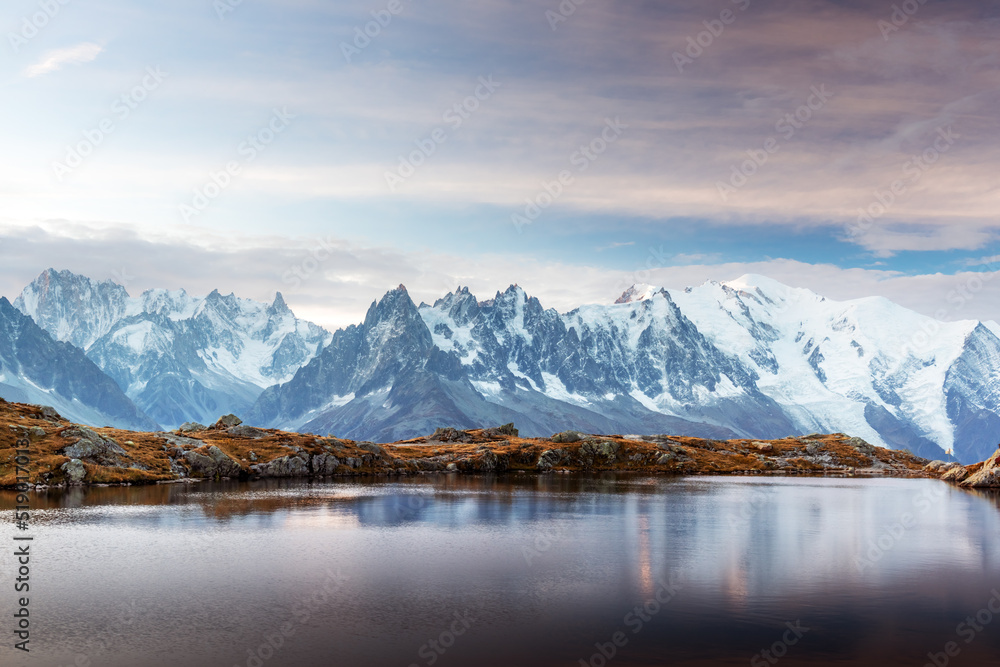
[7,268,1000,463]
[14,269,330,429]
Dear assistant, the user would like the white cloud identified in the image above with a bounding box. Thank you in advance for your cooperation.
[2,222,999,332]
[24,43,103,78]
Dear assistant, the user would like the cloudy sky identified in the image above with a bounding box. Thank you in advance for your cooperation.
[2,0,998,328]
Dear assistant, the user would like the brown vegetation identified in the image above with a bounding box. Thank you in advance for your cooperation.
[0,398,961,489]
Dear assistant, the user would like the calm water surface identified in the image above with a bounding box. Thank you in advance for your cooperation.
[2,475,999,667]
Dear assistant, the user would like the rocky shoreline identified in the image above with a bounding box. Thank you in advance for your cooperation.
[1,399,998,490]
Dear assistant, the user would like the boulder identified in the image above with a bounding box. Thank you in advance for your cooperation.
[578,440,621,465]
[551,430,585,444]
[536,449,567,470]
[250,454,308,478]
[177,422,206,433]
[32,405,63,422]
[961,449,1000,488]
[60,426,129,467]
[227,425,269,439]
[751,441,774,453]
[656,452,679,465]
[942,465,971,484]
[429,427,471,443]
[311,453,341,476]
[358,442,390,459]
[212,414,243,430]
[483,423,519,438]
[844,437,877,457]
[183,446,243,479]
[459,449,510,473]
[61,459,86,484]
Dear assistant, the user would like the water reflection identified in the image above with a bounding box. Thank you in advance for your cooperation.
[1,476,998,667]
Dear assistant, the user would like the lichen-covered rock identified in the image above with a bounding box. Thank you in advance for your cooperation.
[942,465,971,483]
[250,454,308,478]
[183,445,243,479]
[578,440,621,466]
[537,449,567,470]
[551,431,584,444]
[752,441,774,453]
[311,453,341,476]
[844,437,877,457]
[358,442,390,459]
[961,450,1000,488]
[459,449,510,473]
[227,425,269,439]
[656,452,679,465]
[61,459,86,484]
[177,422,206,433]
[33,405,63,422]
[212,414,243,430]
[157,433,205,450]
[483,423,518,438]
[61,426,129,466]
[429,427,471,443]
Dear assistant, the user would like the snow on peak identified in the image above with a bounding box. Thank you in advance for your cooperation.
[615,284,663,304]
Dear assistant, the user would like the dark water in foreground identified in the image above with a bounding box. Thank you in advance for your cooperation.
[2,475,1000,667]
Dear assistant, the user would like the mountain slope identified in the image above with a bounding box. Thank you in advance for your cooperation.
[15,270,331,429]
[247,278,1000,463]
[0,298,158,431]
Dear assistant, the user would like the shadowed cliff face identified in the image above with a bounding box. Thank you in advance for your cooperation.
[0,299,157,431]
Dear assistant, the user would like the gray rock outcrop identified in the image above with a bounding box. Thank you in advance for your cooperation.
[183,445,243,478]
[60,426,129,467]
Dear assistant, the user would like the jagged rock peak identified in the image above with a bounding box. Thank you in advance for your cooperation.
[615,284,665,304]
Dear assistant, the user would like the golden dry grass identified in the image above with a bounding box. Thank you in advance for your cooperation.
[0,399,937,488]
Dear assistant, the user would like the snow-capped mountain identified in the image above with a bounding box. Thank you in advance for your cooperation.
[15,269,331,429]
[248,277,1000,463]
[0,297,158,431]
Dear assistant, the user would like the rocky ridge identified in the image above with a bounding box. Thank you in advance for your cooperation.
[4,399,995,489]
